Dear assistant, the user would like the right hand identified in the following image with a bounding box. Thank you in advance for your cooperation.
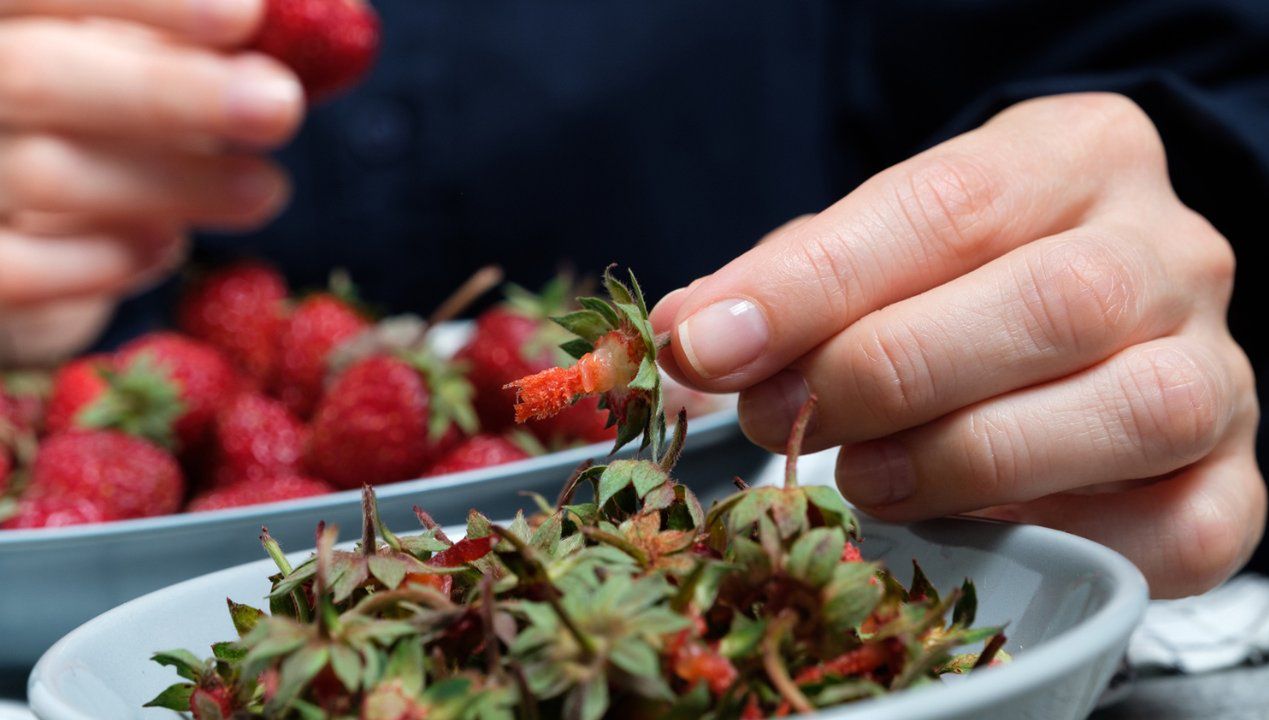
[0,0,304,365]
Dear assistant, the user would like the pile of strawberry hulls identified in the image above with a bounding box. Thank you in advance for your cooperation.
[0,265,710,530]
[148,269,1006,720]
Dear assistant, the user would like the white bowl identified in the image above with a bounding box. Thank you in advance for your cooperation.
[28,512,1146,720]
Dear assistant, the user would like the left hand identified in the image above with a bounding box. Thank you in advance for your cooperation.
[651,93,1263,599]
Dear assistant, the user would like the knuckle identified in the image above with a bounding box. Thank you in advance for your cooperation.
[2,134,72,210]
[1019,93,1166,172]
[850,321,935,425]
[1179,208,1236,297]
[1070,93,1166,166]
[0,29,42,110]
[1119,342,1228,464]
[1172,487,1251,595]
[1015,235,1141,356]
[891,152,1004,262]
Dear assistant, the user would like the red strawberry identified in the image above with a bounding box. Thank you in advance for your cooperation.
[189,682,235,720]
[187,474,334,512]
[118,333,242,449]
[0,391,18,495]
[211,393,307,489]
[7,431,183,528]
[178,262,289,388]
[2,496,111,529]
[427,434,529,476]
[306,353,475,488]
[458,307,557,433]
[275,294,369,419]
[43,354,113,437]
[534,395,616,446]
[252,0,381,102]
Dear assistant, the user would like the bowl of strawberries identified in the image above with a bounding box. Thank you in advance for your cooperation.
[0,265,757,670]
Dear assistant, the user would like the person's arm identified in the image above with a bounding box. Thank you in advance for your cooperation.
[0,0,302,365]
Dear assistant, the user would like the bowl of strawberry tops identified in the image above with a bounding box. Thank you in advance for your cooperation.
[25,390,1147,720]
[0,265,759,670]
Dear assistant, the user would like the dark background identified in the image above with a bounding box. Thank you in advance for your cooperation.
[102,0,1269,571]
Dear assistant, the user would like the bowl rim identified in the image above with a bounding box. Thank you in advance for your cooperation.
[0,406,737,549]
[27,515,1147,720]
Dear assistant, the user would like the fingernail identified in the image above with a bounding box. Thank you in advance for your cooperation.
[189,0,259,42]
[229,166,284,205]
[739,370,811,448]
[676,298,768,378]
[224,58,303,129]
[837,440,915,507]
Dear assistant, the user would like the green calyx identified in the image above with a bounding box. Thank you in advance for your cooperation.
[400,349,479,442]
[704,395,860,543]
[551,266,666,458]
[505,276,582,369]
[76,353,185,450]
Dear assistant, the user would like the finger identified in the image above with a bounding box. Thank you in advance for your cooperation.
[0,21,302,146]
[0,221,186,304]
[740,218,1195,450]
[651,93,1166,391]
[976,446,1264,598]
[0,295,117,365]
[0,0,263,46]
[834,334,1247,521]
[0,134,290,226]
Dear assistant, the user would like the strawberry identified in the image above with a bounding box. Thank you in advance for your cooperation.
[426,434,530,476]
[43,354,113,437]
[306,353,475,488]
[6,430,183,528]
[178,262,289,388]
[275,294,369,419]
[189,682,235,720]
[0,391,20,495]
[210,393,307,489]
[116,333,242,450]
[187,474,334,512]
[533,395,616,446]
[252,0,381,102]
[2,496,111,529]
[457,280,616,445]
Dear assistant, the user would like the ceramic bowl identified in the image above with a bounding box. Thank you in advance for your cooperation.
[28,513,1146,720]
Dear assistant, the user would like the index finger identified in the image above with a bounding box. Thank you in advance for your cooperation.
[650,93,1166,392]
[0,0,263,46]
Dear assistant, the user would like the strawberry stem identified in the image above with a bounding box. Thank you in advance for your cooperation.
[784,394,818,489]
[763,611,813,714]
[427,265,504,328]
[260,528,293,575]
[361,486,377,557]
[973,632,1007,670]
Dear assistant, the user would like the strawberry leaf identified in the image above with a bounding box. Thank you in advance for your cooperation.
[227,599,266,638]
[150,649,204,682]
[143,682,194,711]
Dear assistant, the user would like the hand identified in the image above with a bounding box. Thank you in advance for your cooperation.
[0,0,303,364]
[651,93,1263,598]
